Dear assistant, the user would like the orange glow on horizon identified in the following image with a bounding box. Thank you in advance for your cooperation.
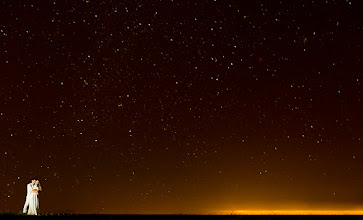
[214,209,363,215]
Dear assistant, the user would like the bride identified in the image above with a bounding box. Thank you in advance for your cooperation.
[27,180,42,215]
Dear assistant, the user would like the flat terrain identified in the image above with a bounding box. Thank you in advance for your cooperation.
[1,213,362,220]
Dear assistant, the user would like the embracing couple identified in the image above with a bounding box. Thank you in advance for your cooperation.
[22,178,42,215]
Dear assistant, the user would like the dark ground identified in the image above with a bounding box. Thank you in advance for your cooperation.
[1,213,363,220]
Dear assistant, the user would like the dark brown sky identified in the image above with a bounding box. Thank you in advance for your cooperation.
[1,0,362,214]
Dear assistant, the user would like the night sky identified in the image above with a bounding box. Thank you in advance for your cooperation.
[1,0,362,214]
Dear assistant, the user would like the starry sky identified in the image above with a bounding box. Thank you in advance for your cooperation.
[1,0,362,214]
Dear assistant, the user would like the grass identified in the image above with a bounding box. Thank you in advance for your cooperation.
[0,211,76,216]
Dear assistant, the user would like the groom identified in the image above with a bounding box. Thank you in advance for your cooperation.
[22,178,37,214]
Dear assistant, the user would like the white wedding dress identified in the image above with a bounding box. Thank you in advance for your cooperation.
[27,185,39,215]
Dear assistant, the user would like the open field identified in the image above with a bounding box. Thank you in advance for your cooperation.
[1,212,362,219]
[214,210,363,215]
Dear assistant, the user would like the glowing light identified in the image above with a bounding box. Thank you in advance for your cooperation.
[215,210,363,215]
